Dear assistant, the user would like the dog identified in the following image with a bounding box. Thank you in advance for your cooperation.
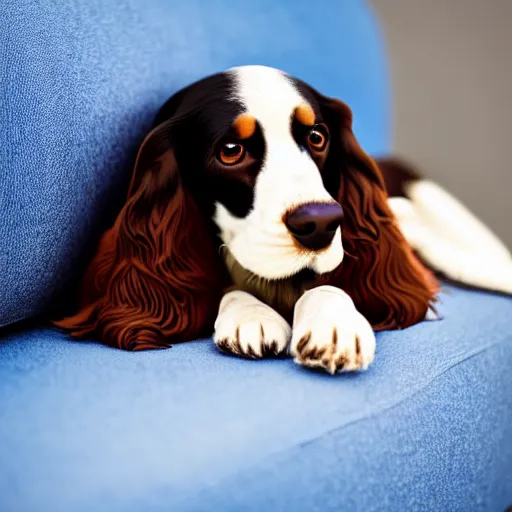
[55,65,512,374]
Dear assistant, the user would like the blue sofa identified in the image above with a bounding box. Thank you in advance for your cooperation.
[1,1,511,510]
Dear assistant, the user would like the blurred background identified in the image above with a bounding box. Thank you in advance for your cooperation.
[370,0,512,247]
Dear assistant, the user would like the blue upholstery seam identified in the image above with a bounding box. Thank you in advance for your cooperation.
[297,335,511,449]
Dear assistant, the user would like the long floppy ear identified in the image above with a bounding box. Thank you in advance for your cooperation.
[318,97,439,330]
[54,121,226,350]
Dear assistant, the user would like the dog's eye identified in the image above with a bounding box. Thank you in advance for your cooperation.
[307,126,328,152]
[218,142,246,165]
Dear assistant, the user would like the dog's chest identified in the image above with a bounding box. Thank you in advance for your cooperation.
[221,248,314,321]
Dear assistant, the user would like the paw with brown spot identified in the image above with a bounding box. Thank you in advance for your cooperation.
[290,286,377,375]
[296,331,312,353]
[264,339,280,356]
[213,291,292,359]
[216,338,233,355]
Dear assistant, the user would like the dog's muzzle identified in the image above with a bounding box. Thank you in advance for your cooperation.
[285,202,343,251]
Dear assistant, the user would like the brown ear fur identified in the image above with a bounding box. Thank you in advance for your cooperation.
[54,122,226,350]
[318,99,439,330]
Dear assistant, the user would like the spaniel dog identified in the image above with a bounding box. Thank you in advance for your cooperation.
[55,65,512,374]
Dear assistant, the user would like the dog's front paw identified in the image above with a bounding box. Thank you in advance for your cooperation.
[290,286,376,374]
[214,291,291,359]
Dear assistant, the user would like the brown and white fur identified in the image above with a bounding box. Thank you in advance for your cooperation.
[55,65,512,374]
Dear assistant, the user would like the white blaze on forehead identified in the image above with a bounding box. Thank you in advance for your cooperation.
[229,65,304,136]
[228,65,333,211]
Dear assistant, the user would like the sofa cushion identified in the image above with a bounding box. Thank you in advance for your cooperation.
[1,285,511,511]
[0,0,389,327]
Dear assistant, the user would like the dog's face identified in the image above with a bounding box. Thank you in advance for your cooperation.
[155,65,345,279]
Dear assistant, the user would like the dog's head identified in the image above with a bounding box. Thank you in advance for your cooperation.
[56,65,437,350]
[148,65,349,279]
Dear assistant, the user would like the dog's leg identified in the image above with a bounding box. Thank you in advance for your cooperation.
[389,180,512,295]
[213,290,292,359]
[291,286,376,374]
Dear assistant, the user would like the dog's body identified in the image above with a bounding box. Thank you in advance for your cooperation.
[55,66,512,373]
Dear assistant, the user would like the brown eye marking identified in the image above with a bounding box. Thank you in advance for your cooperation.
[294,103,316,127]
[233,113,256,139]
[307,124,328,152]
[218,142,246,165]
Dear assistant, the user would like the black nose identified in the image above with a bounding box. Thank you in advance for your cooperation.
[285,202,344,251]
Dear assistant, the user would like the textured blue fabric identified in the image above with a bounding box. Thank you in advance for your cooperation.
[0,0,389,327]
[1,286,511,511]
[3,1,510,510]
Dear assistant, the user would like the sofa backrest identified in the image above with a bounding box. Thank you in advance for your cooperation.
[0,0,390,328]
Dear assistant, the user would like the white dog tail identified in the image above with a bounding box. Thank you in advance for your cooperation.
[377,157,512,296]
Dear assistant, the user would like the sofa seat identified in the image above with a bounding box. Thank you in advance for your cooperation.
[1,285,511,511]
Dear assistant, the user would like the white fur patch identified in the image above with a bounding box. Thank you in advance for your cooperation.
[213,65,344,279]
[389,180,512,295]
[213,290,292,358]
[290,286,376,374]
